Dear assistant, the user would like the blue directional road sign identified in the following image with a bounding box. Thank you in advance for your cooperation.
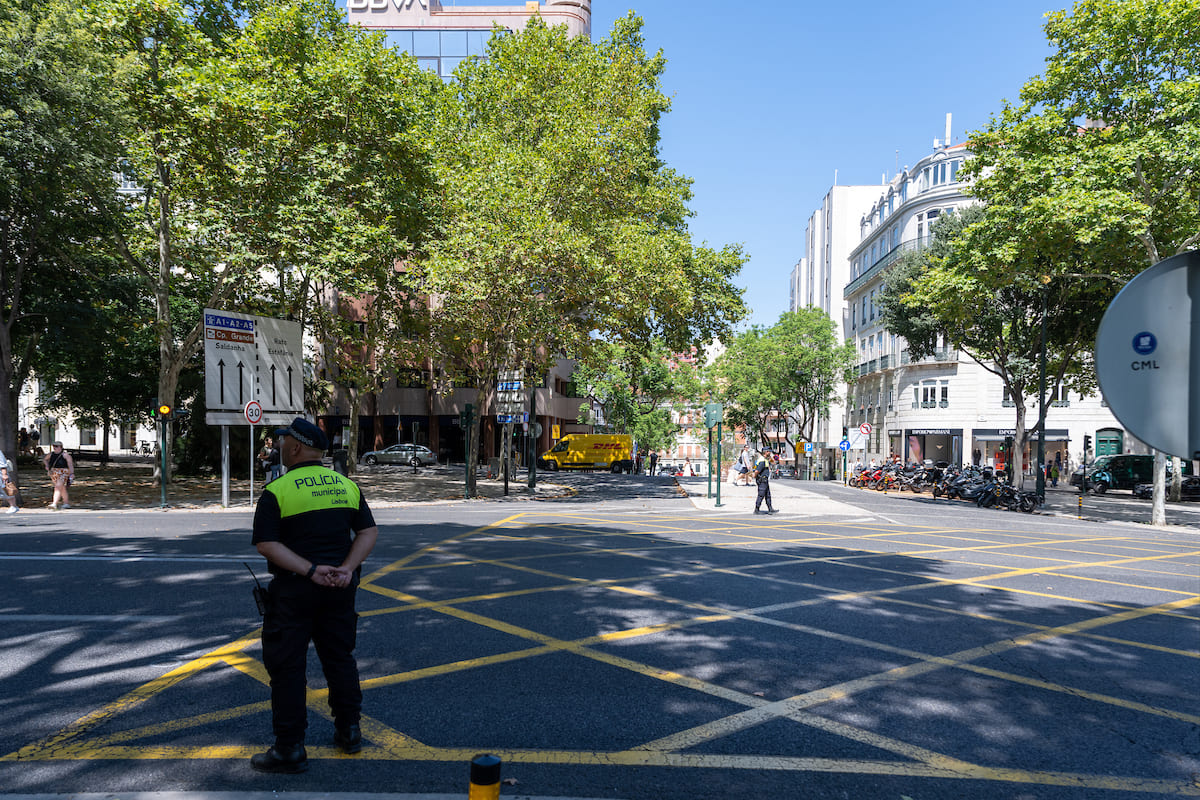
[838,439,851,452]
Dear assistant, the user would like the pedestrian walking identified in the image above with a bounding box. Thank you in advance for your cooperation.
[259,436,284,482]
[43,442,74,510]
[1050,463,1060,487]
[753,450,777,515]
[250,417,379,774]
[735,444,754,485]
[648,451,658,476]
[0,448,18,514]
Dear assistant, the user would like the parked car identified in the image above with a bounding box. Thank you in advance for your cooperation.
[1133,475,1200,499]
[361,443,436,467]
[1070,454,1191,493]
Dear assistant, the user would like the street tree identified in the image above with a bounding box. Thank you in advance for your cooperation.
[94,0,435,479]
[200,0,437,471]
[423,15,746,494]
[947,0,1200,517]
[713,309,854,462]
[571,341,703,455]
[0,0,127,476]
[878,206,1113,486]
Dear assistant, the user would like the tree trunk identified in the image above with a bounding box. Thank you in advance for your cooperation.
[346,386,359,476]
[1151,450,1167,526]
[1170,455,1182,501]
[101,409,111,465]
[1012,400,1027,488]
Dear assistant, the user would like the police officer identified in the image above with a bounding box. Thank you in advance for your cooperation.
[250,418,378,774]
[753,450,778,515]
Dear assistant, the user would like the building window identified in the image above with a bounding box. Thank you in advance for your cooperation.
[80,427,96,447]
[387,28,495,80]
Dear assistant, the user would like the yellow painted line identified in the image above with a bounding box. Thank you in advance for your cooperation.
[15,742,1197,795]
[359,512,528,586]
[637,594,1200,755]
[0,634,260,761]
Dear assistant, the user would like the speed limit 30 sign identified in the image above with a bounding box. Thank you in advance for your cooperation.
[244,400,263,425]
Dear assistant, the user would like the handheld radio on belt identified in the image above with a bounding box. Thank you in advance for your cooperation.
[245,562,267,616]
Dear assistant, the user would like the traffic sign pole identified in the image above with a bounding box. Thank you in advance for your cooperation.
[715,422,722,508]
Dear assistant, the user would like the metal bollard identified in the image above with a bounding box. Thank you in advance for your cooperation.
[469,753,501,800]
[1078,494,1083,520]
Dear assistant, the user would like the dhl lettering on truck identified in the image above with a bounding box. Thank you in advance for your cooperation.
[539,434,635,473]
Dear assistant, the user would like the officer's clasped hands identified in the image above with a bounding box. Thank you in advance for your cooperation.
[311,564,352,588]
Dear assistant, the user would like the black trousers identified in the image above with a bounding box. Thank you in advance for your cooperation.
[262,575,361,746]
[755,480,773,511]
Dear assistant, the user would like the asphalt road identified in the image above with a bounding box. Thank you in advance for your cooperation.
[0,476,1196,800]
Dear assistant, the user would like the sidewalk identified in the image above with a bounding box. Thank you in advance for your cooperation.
[2,458,571,512]
[677,475,866,516]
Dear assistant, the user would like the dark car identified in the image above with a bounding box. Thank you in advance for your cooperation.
[361,443,436,467]
[1070,454,1191,494]
[1133,474,1200,499]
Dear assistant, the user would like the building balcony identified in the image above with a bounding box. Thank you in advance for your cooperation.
[899,348,958,366]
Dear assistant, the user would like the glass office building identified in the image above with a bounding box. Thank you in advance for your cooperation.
[383,28,493,79]
[349,1,592,81]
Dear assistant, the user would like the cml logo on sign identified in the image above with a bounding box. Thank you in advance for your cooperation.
[1132,331,1157,356]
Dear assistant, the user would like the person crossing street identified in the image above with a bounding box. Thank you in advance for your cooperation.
[753,449,778,515]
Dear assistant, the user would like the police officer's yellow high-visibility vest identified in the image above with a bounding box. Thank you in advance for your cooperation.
[267,464,361,518]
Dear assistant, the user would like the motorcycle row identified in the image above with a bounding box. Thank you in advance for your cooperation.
[849,463,1041,513]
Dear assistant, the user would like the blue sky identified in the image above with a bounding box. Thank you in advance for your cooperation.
[384,1,1062,326]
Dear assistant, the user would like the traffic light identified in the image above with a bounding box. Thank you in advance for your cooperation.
[842,426,849,438]
[157,403,172,418]
[1083,434,1092,452]
[1003,436,1014,454]
[704,402,722,429]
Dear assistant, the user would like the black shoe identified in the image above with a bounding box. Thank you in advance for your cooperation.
[754,509,766,514]
[766,509,779,514]
[334,724,362,754]
[250,743,308,774]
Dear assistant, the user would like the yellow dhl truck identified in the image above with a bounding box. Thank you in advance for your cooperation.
[540,434,634,473]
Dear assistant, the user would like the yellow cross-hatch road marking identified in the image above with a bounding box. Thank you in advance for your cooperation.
[4,510,1197,798]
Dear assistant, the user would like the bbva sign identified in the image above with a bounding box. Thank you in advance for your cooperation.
[347,0,427,11]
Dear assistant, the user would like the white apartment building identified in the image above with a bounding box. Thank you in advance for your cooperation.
[793,184,878,474]
[838,139,1134,475]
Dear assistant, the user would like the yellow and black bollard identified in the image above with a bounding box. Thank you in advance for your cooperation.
[469,753,502,800]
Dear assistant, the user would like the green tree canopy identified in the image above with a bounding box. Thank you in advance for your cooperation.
[909,0,1200,508]
[571,341,702,454]
[421,14,746,488]
[714,309,854,456]
[0,0,127,465]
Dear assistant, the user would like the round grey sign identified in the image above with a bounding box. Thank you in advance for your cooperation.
[1095,250,1200,460]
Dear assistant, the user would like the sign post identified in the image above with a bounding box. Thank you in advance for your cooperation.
[1095,251,1200,460]
[245,401,263,505]
[204,310,304,506]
